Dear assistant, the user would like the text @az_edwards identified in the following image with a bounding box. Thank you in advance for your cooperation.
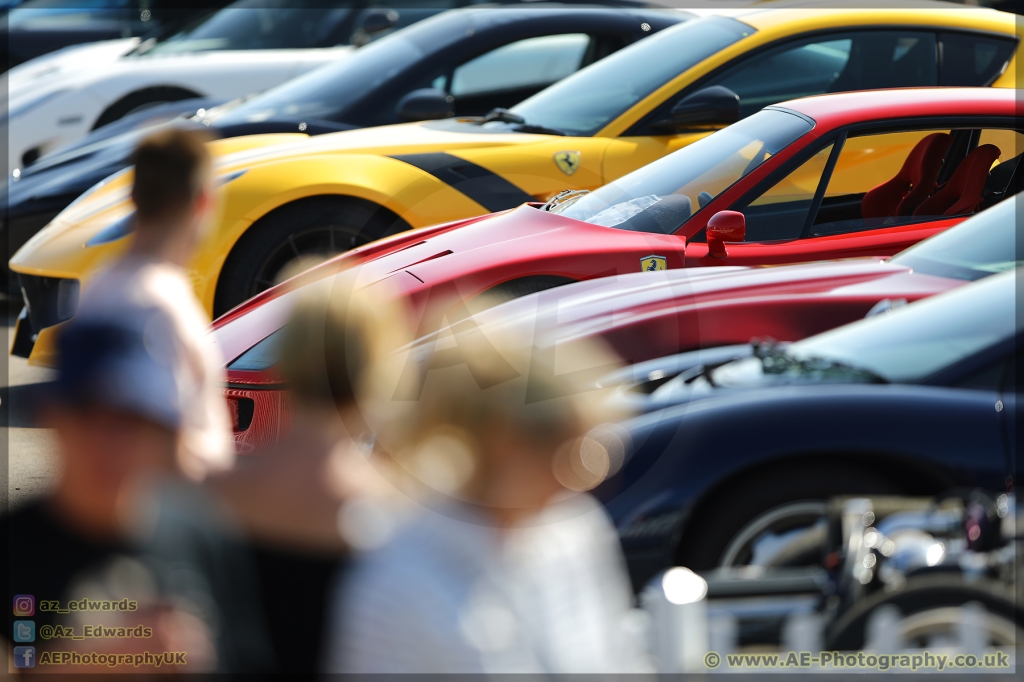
[39,623,153,640]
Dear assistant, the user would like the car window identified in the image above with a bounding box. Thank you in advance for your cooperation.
[809,127,1023,238]
[709,38,851,120]
[705,31,937,120]
[892,195,1023,281]
[444,34,590,97]
[552,108,811,234]
[143,0,355,54]
[939,32,1017,86]
[786,268,1018,383]
[507,15,753,137]
[228,328,286,371]
[9,0,134,29]
[738,142,834,241]
[712,268,1019,386]
[213,10,473,125]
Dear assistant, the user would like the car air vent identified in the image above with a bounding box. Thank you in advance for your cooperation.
[18,274,79,332]
[405,250,453,268]
[227,396,255,432]
[388,240,427,255]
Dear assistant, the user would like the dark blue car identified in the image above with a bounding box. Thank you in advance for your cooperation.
[596,268,1021,589]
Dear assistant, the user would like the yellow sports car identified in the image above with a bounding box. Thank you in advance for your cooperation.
[11,6,1021,365]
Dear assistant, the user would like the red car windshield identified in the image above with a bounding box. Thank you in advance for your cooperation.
[552,108,812,235]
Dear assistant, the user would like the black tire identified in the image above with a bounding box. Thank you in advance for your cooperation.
[826,575,1024,650]
[676,463,900,570]
[478,275,576,309]
[93,86,201,130]
[214,196,410,317]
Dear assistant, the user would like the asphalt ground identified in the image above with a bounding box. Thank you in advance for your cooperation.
[1,293,59,513]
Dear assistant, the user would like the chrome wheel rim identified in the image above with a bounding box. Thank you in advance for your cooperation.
[720,501,830,568]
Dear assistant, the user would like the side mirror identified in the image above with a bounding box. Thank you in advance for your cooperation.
[351,8,399,46]
[396,88,453,122]
[706,210,745,258]
[655,85,740,132]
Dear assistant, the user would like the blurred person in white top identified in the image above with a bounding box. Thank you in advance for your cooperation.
[75,128,232,480]
[324,311,651,674]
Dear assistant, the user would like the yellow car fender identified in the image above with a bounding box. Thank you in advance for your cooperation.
[193,153,491,310]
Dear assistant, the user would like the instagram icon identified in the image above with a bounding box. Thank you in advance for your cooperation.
[13,595,35,617]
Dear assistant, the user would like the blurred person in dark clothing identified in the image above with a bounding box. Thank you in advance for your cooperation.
[325,313,651,673]
[75,127,233,482]
[4,314,273,673]
[207,273,412,672]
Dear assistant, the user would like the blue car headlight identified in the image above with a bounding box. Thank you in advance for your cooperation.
[86,213,135,247]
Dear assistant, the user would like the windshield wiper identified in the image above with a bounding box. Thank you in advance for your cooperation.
[482,108,524,124]
[478,108,566,136]
[752,339,889,384]
[515,123,567,136]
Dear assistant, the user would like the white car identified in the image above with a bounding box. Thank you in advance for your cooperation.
[4,0,372,173]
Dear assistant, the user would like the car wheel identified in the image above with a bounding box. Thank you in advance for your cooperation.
[214,196,410,317]
[93,86,201,130]
[676,464,900,570]
[826,575,1024,650]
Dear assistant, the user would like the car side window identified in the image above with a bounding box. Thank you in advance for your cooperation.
[809,127,1024,238]
[939,32,1017,86]
[738,143,835,241]
[705,31,938,119]
[445,34,591,98]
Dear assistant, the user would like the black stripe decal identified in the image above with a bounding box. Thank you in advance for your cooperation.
[389,152,534,212]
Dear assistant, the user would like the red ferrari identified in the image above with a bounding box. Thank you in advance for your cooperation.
[440,193,1020,393]
[213,87,1021,449]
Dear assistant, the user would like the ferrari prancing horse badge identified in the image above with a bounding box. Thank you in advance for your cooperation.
[553,150,581,175]
[641,255,667,272]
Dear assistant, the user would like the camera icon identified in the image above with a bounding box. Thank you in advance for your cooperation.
[13,594,35,617]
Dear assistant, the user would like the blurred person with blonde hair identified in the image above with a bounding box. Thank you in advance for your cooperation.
[206,272,412,673]
[75,127,232,481]
[324,308,652,673]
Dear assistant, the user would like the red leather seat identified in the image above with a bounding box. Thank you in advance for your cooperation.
[913,144,1002,217]
[861,132,952,219]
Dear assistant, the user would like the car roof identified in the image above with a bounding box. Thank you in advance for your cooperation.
[775,87,1019,130]
[446,3,687,21]
[736,3,1014,32]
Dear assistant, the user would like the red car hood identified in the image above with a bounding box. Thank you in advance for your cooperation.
[434,256,964,365]
[349,205,686,307]
[214,203,688,362]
